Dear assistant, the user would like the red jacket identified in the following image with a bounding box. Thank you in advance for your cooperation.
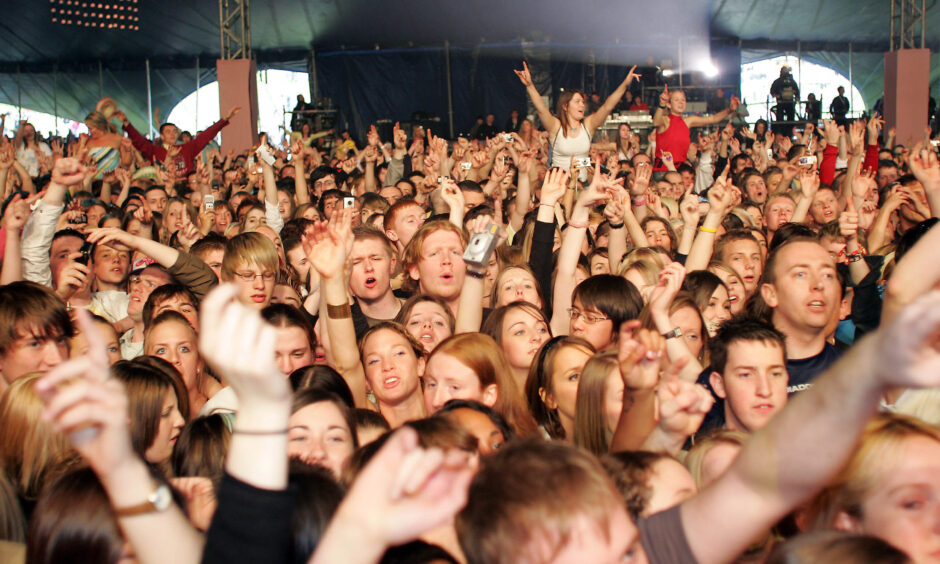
[123,118,229,176]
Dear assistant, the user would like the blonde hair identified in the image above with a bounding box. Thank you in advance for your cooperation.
[684,429,748,489]
[0,375,78,500]
[617,247,666,276]
[808,414,940,529]
[221,231,279,281]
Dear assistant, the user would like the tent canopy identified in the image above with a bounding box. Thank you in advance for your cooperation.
[0,0,935,131]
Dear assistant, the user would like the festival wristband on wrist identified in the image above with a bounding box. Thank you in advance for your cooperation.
[698,226,718,233]
[632,197,646,206]
[608,221,624,229]
[327,303,352,319]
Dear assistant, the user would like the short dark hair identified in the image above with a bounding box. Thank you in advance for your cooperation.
[142,284,198,331]
[571,274,643,333]
[708,316,786,375]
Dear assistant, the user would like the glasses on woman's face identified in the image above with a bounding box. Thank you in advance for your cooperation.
[234,271,275,283]
[567,307,609,325]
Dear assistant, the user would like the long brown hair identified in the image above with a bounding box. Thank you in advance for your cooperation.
[554,89,586,138]
[573,350,620,455]
[430,333,538,437]
[524,336,595,439]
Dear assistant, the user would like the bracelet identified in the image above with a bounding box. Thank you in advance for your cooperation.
[326,302,352,319]
[539,203,555,208]
[631,197,646,206]
[466,269,485,279]
[658,105,667,109]
[567,219,589,229]
[698,226,718,233]
[608,221,624,229]
[233,428,289,435]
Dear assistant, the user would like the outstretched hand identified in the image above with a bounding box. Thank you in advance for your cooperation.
[302,207,354,280]
[322,427,475,556]
[514,61,534,87]
[35,310,134,479]
[198,284,289,405]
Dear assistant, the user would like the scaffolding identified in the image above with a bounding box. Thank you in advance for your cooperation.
[890,0,926,51]
[219,0,251,60]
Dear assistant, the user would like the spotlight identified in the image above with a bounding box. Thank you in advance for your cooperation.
[702,62,720,78]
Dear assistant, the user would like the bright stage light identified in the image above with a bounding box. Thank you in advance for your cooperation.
[49,0,138,30]
[702,62,719,78]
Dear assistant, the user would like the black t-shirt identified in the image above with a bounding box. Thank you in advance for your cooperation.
[786,343,843,394]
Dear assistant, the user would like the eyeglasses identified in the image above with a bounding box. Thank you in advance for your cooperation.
[567,308,610,325]
[234,271,275,283]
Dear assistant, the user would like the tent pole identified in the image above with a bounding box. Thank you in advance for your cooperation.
[196,57,201,131]
[99,60,103,99]
[16,65,21,123]
[445,40,454,139]
[53,64,58,136]
[146,58,154,139]
[678,38,683,89]
[848,43,853,118]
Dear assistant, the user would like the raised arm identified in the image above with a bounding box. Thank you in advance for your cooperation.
[653,86,671,131]
[509,153,535,231]
[791,166,820,225]
[304,207,368,408]
[1,193,28,284]
[514,62,559,136]
[290,138,311,206]
[644,263,704,381]
[550,166,613,335]
[680,291,940,564]
[909,143,940,218]
[35,311,203,564]
[685,96,740,128]
[684,172,735,271]
[456,218,502,334]
[585,66,640,133]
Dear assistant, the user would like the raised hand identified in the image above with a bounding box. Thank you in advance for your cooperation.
[439,178,465,212]
[799,166,820,199]
[908,143,940,192]
[392,122,407,150]
[51,156,88,186]
[629,160,652,197]
[659,84,670,108]
[618,324,665,393]
[367,125,380,147]
[223,106,242,122]
[656,375,715,439]
[302,207,353,280]
[839,196,859,241]
[539,167,569,206]
[648,262,686,319]
[35,310,133,478]
[679,191,700,227]
[603,192,626,224]
[320,427,475,557]
[2,193,29,231]
[514,61,534,87]
[198,284,289,404]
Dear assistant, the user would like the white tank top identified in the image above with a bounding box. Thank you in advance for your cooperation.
[550,123,591,180]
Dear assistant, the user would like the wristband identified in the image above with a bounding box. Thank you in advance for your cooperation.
[608,221,624,229]
[698,226,718,233]
[567,219,589,229]
[466,269,485,279]
[327,303,352,319]
[658,105,667,109]
[539,203,555,208]
[631,197,646,206]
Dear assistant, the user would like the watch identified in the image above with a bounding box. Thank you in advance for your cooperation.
[114,483,172,517]
[662,327,683,340]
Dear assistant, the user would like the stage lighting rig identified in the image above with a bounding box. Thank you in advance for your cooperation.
[50,0,140,31]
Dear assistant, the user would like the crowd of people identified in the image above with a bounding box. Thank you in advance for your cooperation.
[0,58,939,564]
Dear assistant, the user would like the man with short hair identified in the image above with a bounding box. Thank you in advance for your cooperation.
[763,193,795,242]
[760,237,843,391]
[708,317,789,432]
[385,199,427,256]
[0,281,74,392]
[714,229,763,297]
[116,106,240,176]
[348,225,402,328]
[402,220,467,315]
[829,86,849,126]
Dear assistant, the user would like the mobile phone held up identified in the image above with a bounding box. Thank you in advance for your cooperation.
[204,194,215,211]
[75,241,94,266]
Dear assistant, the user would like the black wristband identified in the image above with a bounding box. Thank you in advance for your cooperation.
[608,221,624,229]
[466,269,485,279]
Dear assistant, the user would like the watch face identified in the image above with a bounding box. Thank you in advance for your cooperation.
[151,484,172,511]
